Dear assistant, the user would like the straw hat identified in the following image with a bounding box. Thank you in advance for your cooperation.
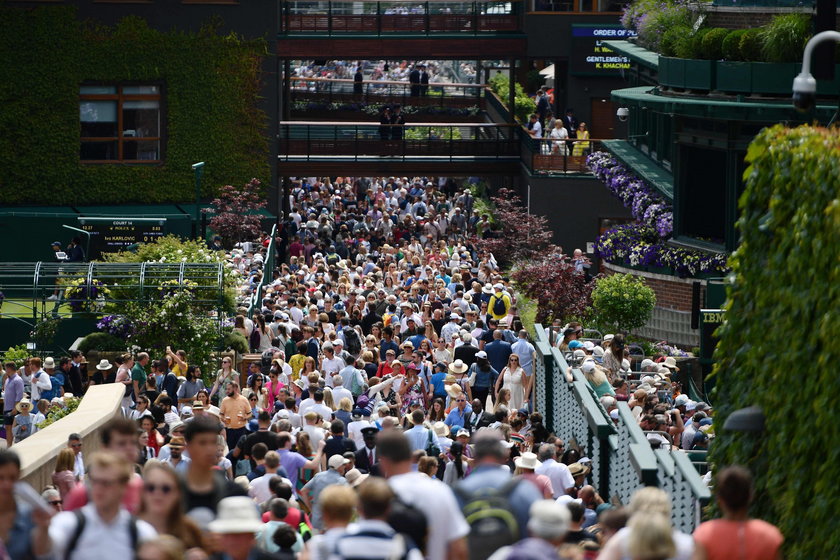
[95,359,112,371]
[445,383,463,399]
[43,357,55,369]
[16,398,32,413]
[662,357,680,371]
[345,468,369,488]
[433,421,450,438]
[514,452,542,471]
[448,359,468,374]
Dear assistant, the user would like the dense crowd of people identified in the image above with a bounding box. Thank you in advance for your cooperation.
[0,177,782,559]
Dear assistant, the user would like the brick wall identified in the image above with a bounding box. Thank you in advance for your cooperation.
[602,263,705,346]
[704,7,840,30]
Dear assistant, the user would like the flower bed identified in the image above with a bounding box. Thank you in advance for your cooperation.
[587,152,728,277]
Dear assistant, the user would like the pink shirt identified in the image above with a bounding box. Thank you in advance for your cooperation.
[694,519,783,560]
[520,472,554,499]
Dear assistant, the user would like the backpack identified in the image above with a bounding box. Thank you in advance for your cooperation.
[65,509,138,560]
[387,496,428,555]
[355,393,371,410]
[453,478,520,560]
[333,529,417,560]
[492,294,507,317]
[349,370,365,397]
[424,429,441,459]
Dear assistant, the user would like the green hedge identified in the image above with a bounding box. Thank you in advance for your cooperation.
[710,125,840,559]
[0,6,269,205]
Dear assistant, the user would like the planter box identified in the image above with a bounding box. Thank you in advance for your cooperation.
[683,59,715,91]
[658,57,685,89]
[715,61,751,93]
[749,62,797,95]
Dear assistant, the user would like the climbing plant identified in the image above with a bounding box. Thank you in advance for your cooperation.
[710,125,840,560]
[0,6,269,205]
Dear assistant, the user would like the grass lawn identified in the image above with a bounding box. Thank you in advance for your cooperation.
[0,299,71,318]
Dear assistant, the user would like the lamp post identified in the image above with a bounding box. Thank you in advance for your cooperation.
[792,30,840,112]
[191,161,205,239]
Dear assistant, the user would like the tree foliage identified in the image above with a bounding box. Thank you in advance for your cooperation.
[710,125,840,560]
[591,273,656,333]
[511,249,594,325]
[206,178,267,249]
[472,188,553,268]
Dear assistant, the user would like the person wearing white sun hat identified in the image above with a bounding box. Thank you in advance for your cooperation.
[207,496,273,560]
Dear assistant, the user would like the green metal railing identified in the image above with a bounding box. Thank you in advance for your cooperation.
[247,224,278,319]
[532,323,710,532]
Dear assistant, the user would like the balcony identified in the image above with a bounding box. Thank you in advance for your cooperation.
[279,1,523,36]
[277,120,520,174]
[288,76,486,119]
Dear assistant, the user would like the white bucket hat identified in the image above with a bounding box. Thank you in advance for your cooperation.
[514,452,542,470]
[207,497,264,534]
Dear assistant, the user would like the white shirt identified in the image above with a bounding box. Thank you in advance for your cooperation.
[307,403,333,422]
[29,369,52,401]
[333,386,353,406]
[597,526,694,560]
[405,424,438,453]
[303,424,326,448]
[73,452,85,479]
[249,472,293,504]
[534,458,575,499]
[322,357,345,383]
[49,504,157,560]
[389,472,470,560]
[347,420,372,449]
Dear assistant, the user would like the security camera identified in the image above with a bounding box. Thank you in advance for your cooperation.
[792,73,816,112]
[616,107,629,122]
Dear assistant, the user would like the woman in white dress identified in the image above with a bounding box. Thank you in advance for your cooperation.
[549,121,569,155]
[494,354,528,411]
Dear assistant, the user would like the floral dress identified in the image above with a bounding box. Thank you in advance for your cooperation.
[400,378,425,416]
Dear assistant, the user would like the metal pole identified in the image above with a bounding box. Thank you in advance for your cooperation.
[191,162,205,239]
[509,58,516,124]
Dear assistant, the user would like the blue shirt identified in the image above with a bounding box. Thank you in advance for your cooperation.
[444,404,473,430]
[430,372,447,397]
[379,340,399,361]
[454,465,541,540]
[485,340,513,373]
[3,375,23,413]
[469,364,498,389]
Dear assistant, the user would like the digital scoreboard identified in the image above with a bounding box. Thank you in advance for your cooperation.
[78,216,167,258]
[570,25,637,76]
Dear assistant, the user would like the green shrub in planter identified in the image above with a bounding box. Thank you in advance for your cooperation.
[701,28,730,61]
[760,13,811,63]
[78,332,126,353]
[591,273,656,333]
[739,29,764,62]
[722,29,748,61]
[661,25,690,58]
[674,28,709,60]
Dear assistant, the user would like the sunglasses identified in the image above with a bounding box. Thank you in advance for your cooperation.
[49,500,62,506]
[144,483,174,495]
[249,397,258,401]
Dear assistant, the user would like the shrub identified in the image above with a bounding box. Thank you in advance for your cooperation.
[701,28,730,60]
[738,29,764,62]
[591,273,656,333]
[223,331,249,355]
[78,332,126,353]
[2,344,30,367]
[636,1,694,52]
[761,13,811,63]
[722,29,748,61]
[206,179,267,249]
[512,250,595,325]
[660,26,691,57]
[710,125,840,560]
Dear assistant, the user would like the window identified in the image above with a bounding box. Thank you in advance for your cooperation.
[79,84,162,162]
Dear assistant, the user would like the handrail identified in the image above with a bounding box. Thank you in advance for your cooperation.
[290,76,486,89]
[247,224,277,320]
[279,120,517,127]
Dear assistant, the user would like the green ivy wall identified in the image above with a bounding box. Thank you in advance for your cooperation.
[0,6,269,205]
[710,125,840,559]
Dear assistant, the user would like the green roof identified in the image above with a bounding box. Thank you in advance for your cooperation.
[601,139,674,200]
[611,86,836,122]
[602,40,659,71]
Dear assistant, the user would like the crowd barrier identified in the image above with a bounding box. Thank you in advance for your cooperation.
[15,384,124,491]
[532,323,710,533]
